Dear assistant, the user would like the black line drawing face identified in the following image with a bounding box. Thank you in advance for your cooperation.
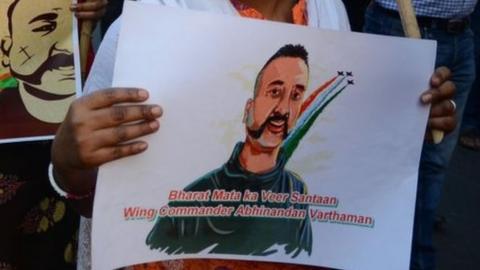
[1,0,76,123]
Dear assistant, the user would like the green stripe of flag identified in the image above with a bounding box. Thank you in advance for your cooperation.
[283,85,348,161]
[0,77,18,89]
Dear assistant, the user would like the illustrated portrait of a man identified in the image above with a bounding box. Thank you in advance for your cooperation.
[147,44,313,258]
[0,0,77,140]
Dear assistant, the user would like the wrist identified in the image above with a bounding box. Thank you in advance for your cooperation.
[49,162,97,199]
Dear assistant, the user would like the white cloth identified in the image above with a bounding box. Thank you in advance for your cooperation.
[78,1,350,269]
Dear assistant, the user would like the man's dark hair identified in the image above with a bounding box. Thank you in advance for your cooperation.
[254,44,309,96]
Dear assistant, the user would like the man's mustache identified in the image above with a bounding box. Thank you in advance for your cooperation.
[11,52,74,85]
[247,112,290,140]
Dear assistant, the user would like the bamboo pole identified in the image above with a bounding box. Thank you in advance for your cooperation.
[79,1,94,83]
[396,0,421,38]
[396,0,444,144]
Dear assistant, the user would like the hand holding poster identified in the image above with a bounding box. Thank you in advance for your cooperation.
[93,2,437,269]
[0,0,81,143]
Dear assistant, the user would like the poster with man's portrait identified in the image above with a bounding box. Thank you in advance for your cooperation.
[0,0,81,143]
[92,2,437,270]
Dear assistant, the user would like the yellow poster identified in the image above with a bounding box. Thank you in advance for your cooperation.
[0,0,80,143]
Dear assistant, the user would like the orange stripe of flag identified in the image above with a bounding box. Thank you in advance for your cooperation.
[0,72,12,81]
[300,76,337,115]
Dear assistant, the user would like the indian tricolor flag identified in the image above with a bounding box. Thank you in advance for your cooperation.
[0,72,18,89]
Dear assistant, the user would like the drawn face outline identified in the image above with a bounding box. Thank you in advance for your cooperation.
[244,57,308,150]
[4,0,75,96]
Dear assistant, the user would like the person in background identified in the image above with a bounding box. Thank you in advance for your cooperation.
[341,0,369,32]
[50,0,457,269]
[0,0,106,269]
[459,4,480,151]
[363,1,477,270]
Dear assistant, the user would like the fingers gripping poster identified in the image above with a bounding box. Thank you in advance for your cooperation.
[0,0,81,143]
[93,2,437,270]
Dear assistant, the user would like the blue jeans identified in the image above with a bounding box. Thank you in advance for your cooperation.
[364,3,476,270]
[462,6,480,132]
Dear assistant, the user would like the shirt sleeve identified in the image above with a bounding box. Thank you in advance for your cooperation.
[83,18,121,94]
[308,0,351,32]
[330,0,351,31]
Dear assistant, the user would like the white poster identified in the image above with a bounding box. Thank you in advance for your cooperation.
[93,2,436,270]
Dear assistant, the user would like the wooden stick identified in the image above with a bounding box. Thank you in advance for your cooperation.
[79,1,94,83]
[396,0,444,144]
